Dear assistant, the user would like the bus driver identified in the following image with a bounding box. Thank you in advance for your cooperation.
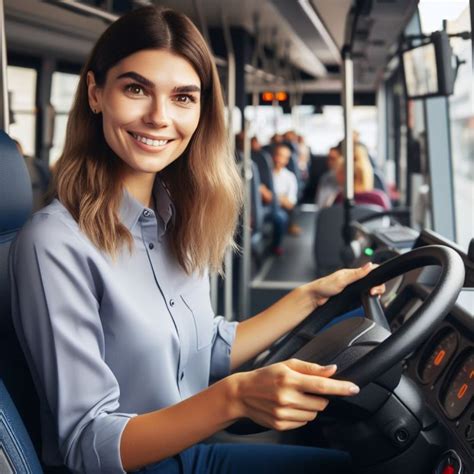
[10,6,384,474]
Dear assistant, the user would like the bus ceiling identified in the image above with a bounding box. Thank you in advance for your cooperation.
[5,0,418,101]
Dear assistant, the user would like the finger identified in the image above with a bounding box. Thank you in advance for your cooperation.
[370,284,386,296]
[285,359,337,377]
[298,375,360,397]
[337,262,374,287]
[271,407,319,423]
[246,400,318,426]
[272,420,310,431]
[287,392,330,412]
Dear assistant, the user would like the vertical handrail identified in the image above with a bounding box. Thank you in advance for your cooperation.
[222,7,235,321]
[342,49,354,249]
[0,0,9,132]
[342,50,354,201]
[239,115,252,321]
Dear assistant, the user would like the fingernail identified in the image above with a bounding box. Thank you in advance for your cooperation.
[324,364,337,371]
[362,262,372,270]
[349,385,360,394]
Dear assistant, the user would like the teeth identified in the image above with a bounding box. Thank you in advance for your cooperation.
[132,133,168,147]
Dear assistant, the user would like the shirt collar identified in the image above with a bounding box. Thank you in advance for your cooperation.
[119,177,175,231]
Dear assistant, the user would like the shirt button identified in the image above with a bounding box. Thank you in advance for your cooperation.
[143,209,151,217]
[169,299,175,307]
[148,242,154,250]
[180,372,184,380]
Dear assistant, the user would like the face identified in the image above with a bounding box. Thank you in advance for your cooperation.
[272,146,291,170]
[88,49,201,178]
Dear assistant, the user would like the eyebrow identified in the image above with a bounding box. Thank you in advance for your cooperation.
[116,71,201,94]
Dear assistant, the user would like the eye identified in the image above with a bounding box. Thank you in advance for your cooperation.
[174,94,198,105]
[124,83,146,96]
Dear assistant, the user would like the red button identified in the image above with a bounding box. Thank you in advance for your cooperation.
[442,465,455,474]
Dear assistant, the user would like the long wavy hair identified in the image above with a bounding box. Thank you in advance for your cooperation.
[53,6,242,274]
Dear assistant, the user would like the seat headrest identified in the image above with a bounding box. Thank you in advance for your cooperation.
[0,131,32,236]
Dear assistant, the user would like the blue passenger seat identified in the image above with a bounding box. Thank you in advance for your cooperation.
[0,130,68,473]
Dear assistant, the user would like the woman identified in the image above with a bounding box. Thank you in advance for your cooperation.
[334,145,390,209]
[10,6,383,474]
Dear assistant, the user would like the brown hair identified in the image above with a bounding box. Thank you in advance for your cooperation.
[52,6,242,274]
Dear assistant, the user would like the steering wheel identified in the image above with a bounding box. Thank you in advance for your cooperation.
[256,245,464,388]
[227,245,464,435]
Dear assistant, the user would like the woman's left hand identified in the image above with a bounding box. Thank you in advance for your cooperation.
[303,262,385,310]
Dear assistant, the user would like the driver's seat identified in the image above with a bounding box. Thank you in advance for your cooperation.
[0,130,45,472]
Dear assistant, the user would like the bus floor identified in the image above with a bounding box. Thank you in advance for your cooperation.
[250,204,318,316]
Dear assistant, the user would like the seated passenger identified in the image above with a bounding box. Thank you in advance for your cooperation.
[334,144,391,210]
[315,146,342,208]
[9,7,384,473]
[271,144,301,250]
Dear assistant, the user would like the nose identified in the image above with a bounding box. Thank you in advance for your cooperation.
[144,95,171,128]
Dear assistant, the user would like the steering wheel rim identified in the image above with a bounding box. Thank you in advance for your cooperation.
[257,245,465,388]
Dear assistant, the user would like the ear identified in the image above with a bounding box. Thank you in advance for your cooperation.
[87,71,102,114]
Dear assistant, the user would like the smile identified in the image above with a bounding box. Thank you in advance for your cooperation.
[129,132,172,148]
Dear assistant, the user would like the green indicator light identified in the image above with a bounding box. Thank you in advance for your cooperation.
[364,248,374,256]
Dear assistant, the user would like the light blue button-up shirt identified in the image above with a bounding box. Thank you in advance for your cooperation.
[9,178,238,473]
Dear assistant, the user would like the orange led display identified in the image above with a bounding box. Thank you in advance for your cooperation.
[457,383,468,400]
[434,350,446,366]
[275,91,288,101]
[262,92,274,102]
[261,91,288,102]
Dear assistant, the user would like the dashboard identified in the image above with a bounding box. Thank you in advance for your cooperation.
[387,284,474,473]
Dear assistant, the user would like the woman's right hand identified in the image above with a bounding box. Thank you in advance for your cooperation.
[229,358,360,431]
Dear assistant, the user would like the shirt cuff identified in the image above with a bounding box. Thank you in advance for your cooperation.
[73,413,136,474]
[209,316,238,382]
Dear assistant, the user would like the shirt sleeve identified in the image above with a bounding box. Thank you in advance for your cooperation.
[9,213,134,474]
[287,170,298,205]
[209,316,238,383]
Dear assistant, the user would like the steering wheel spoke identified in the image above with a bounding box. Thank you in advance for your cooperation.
[361,293,391,332]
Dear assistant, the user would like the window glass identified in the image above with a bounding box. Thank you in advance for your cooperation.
[50,72,80,165]
[419,0,473,249]
[7,66,37,157]
[447,7,473,250]
[245,105,377,158]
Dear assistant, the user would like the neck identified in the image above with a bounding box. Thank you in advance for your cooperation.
[123,171,157,208]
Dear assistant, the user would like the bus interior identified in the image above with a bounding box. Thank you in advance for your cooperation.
[0,0,473,473]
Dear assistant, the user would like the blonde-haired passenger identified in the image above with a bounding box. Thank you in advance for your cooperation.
[335,144,374,193]
[334,145,390,209]
[10,6,385,474]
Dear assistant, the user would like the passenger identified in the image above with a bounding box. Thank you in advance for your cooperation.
[270,132,284,144]
[9,6,384,474]
[333,144,391,209]
[315,146,342,208]
[250,135,261,152]
[335,144,374,193]
[297,134,311,179]
[271,143,302,247]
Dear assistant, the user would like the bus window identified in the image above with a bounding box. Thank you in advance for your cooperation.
[50,71,80,165]
[245,105,377,159]
[419,0,473,249]
[7,65,37,157]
